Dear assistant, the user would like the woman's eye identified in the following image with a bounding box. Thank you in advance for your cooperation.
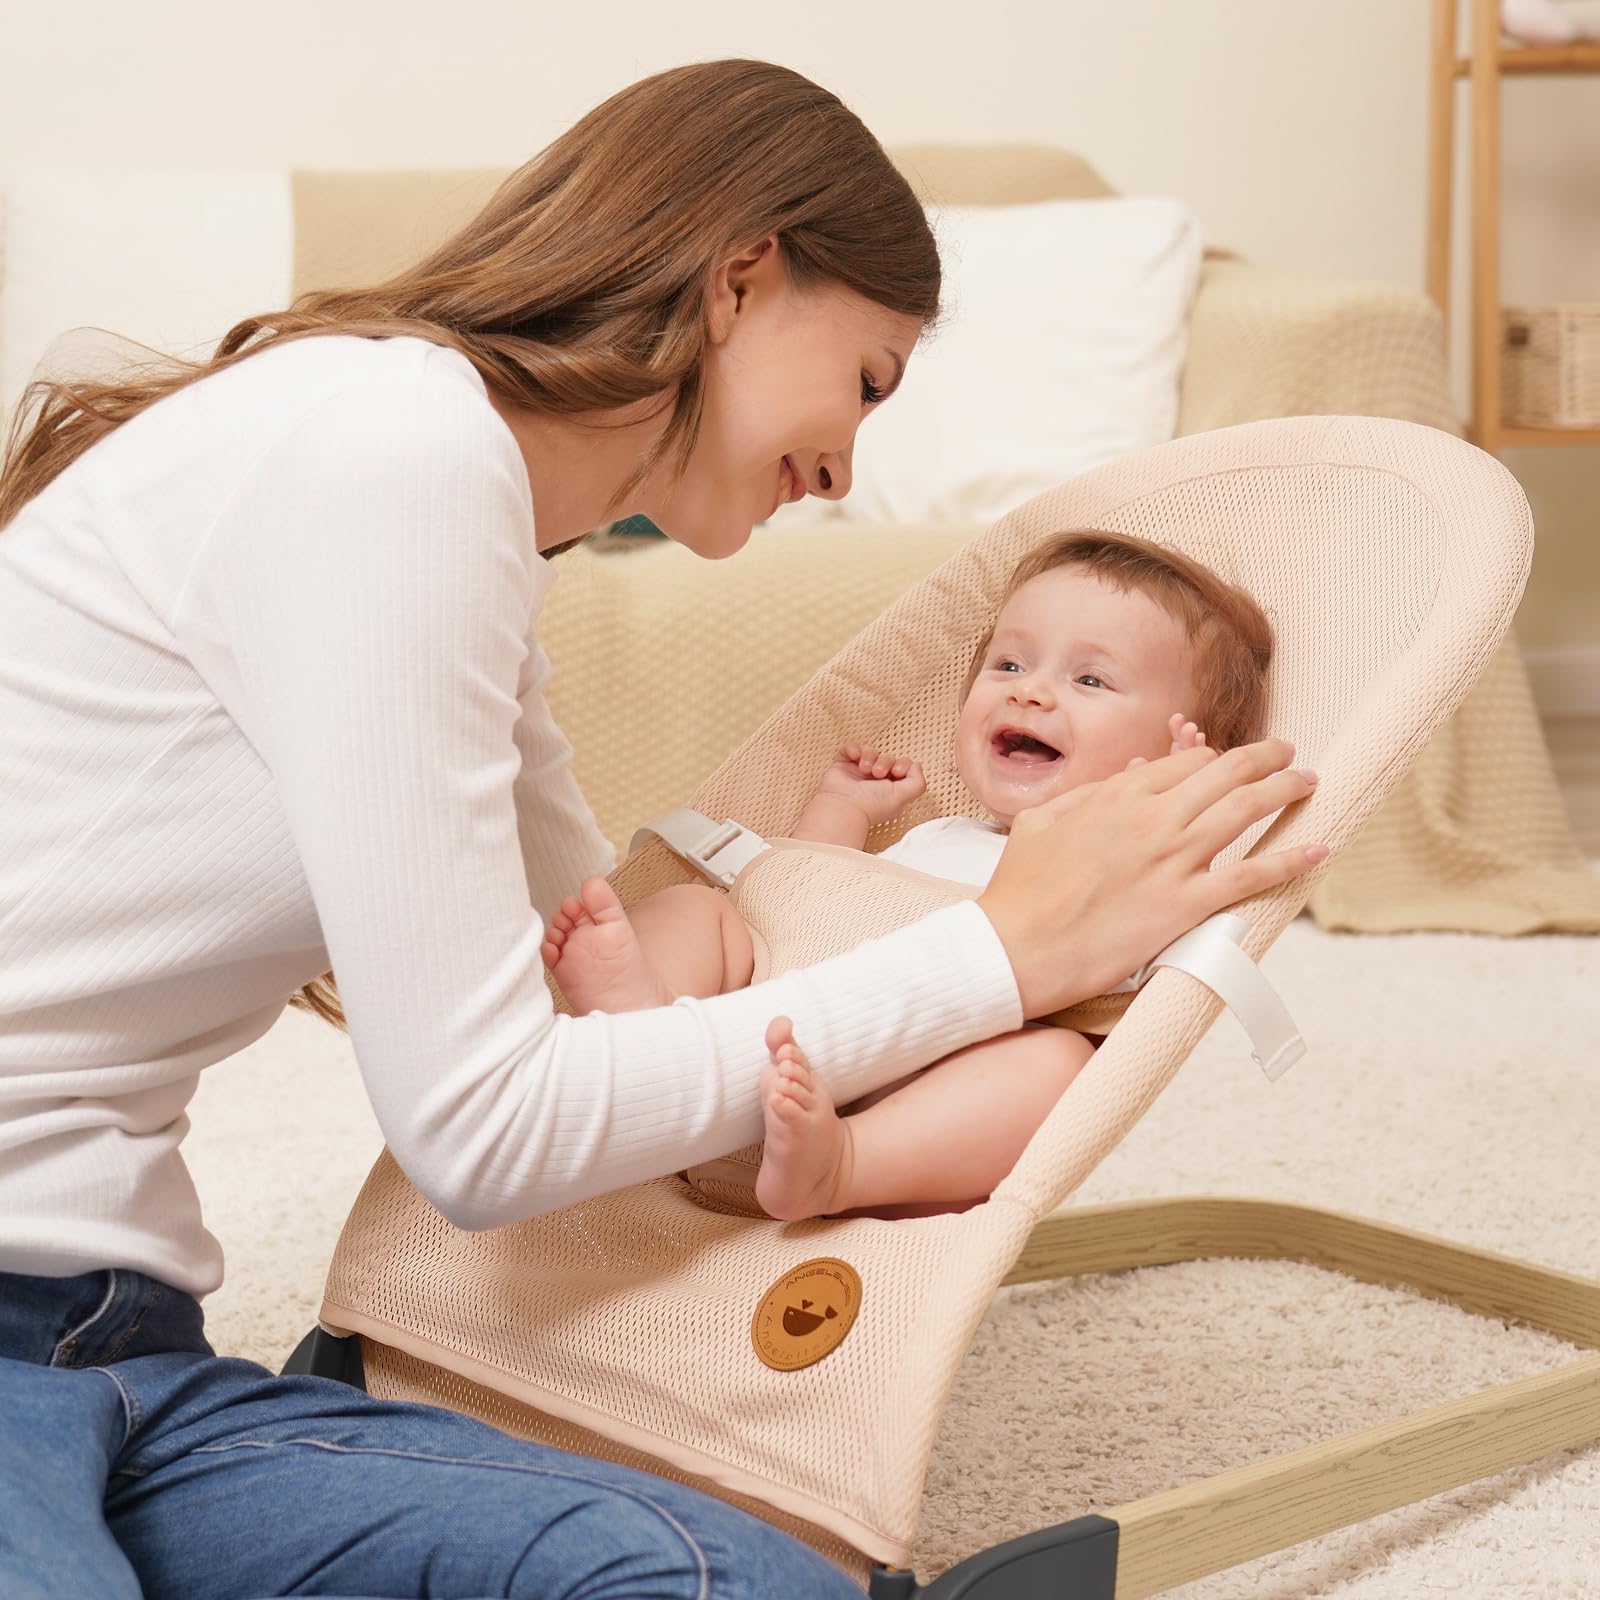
[861,371,885,406]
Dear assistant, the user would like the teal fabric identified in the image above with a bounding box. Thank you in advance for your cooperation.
[608,514,666,538]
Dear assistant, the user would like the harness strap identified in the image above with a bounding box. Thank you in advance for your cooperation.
[630,809,1305,1079]
[1129,913,1306,1081]
[628,807,772,891]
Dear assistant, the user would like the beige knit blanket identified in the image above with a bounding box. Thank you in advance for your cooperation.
[279,155,1600,936]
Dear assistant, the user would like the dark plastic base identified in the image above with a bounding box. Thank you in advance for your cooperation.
[868,1515,1119,1599]
[281,1325,367,1389]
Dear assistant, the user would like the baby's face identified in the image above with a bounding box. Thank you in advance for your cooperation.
[956,567,1198,827]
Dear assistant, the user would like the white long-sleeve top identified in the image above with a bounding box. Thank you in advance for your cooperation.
[0,333,1022,1297]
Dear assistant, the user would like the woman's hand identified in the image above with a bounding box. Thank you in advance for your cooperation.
[976,738,1326,1018]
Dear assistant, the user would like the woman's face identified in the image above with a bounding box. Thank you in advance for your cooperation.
[640,237,923,558]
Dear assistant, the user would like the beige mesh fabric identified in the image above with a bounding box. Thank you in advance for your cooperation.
[289,147,1599,935]
[730,841,1126,1037]
[1175,255,1600,933]
[324,1147,1037,1569]
[320,416,1533,1570]
[679,841,1127,1218]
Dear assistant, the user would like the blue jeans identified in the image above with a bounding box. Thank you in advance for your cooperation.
[0,1267,863,1599]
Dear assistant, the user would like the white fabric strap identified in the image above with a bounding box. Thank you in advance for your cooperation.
[1126,912,1307,1081]
[629,807,772,890]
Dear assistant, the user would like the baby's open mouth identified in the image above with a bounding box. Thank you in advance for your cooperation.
[992,727,1062,766]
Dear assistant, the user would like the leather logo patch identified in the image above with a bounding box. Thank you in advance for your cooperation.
[751,1257,862,1371]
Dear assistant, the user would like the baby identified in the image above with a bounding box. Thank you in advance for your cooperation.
[543,529,1274,1222]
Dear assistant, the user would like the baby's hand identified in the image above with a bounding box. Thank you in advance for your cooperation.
[1167,712,1207,757]
[1124,714,1208,772]
[815,743,927,826]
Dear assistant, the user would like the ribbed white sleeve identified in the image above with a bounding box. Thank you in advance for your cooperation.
[507,629,618,924]
[175,356,1023,1230]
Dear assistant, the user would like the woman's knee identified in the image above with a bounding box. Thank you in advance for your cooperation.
[496,1479,711,1599]
[491,1468,856,1600]
[591,1484,861,1600]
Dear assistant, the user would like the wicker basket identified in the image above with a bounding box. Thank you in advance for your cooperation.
[1501,304,1600,429]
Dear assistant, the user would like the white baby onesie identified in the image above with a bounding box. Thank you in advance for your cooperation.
[876,815,1008,887]
[876,816,1140,1016]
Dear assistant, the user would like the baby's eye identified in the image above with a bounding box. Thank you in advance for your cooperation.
[861,371,885,406]
[994,659,1022,674]
[1076,675,1107,689]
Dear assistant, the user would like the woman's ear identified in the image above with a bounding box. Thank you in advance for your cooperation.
[704,235,783,345]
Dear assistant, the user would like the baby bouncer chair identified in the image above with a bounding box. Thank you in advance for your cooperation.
[287,415,1600,1596]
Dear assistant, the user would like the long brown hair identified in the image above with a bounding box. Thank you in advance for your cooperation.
[0,60,942,1028]
[964,529,1274,752]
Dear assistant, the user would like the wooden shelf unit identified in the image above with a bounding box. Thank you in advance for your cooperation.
[1427,0,1600,454]
[1455,40,1600,74]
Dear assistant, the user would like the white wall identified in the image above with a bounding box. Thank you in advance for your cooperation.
[3,0,1596,673]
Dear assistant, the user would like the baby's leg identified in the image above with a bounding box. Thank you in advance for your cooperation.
[542,879,754,1015]
[630,883,756,995]
[755,1020,1094,1221]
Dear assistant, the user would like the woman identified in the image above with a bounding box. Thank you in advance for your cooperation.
[0,60,1324,1599]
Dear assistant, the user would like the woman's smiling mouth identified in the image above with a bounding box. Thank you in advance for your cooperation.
[767,455,799,520]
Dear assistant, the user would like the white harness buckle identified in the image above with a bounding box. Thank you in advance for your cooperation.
[629,807,773,890]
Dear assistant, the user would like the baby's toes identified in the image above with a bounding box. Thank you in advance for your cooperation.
[776,1050,813,1094]
[772,1081,814,1124]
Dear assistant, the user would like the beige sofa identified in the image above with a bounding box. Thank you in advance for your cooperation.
[15,145,1598,932]
[295,145,1600,933]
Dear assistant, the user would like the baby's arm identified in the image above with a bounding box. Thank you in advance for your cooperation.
[789,743,927,850]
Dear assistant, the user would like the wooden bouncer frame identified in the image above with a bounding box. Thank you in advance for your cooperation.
[872,1197,1600,1597]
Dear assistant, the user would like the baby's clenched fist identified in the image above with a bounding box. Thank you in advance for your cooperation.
[814,742,927,826]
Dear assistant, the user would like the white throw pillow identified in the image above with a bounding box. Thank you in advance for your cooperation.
[768,196,1204,529]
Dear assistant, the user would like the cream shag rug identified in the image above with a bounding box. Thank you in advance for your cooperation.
[187,914,1599,1597]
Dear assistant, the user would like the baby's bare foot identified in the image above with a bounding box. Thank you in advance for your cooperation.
[755,1016,852,1221]
[541,877,674,1015]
